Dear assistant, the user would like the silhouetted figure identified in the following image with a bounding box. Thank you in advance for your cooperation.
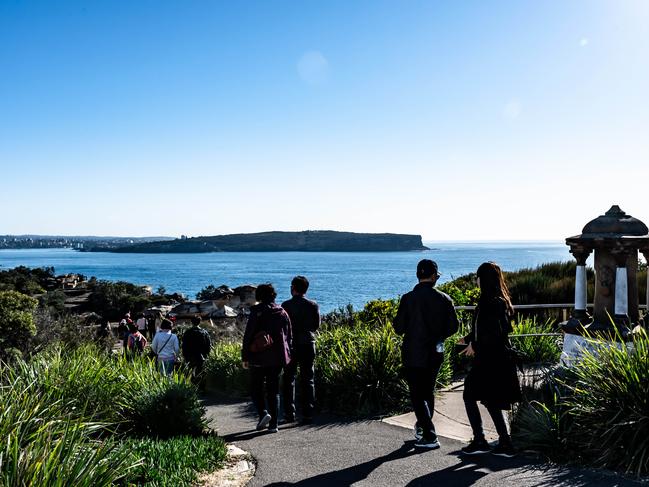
[393,259,459,449]
[182,315,212,387]
[281,275,320,423]
[459,261,521,457]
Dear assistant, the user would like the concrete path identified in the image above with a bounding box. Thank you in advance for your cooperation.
[383,381,502,442]
[205,400,641,487]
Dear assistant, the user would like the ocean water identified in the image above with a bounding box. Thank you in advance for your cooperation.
[0,242,571,312]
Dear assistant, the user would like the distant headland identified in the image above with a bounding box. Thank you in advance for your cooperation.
[88,231,429,253]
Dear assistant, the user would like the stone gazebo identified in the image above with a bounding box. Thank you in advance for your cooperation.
[562,206,649,349]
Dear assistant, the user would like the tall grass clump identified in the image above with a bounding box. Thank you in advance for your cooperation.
[204,341,249,396]
[316,322,408,416]
[6,345,205,436]
[510,317,562,364]
[561,332,649,476]
[513,331,649,478]
[0,371,141,486]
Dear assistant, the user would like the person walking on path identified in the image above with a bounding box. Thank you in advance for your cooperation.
[125,322,147,356]
[393,259,459,449]
[281,275,320,424]
[151,319,180,375]
[242,284,292,433]
[458,261,522,457]
[136,313,148,337]
[182,315,212,387]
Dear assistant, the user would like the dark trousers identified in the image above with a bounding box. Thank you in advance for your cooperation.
[464,398,510,442]
[250,366,282,427]
[282,342,316,418]
[187,359,205,389]
[405,353,444,441]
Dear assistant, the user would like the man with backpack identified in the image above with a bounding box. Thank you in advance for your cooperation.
[182,315,212,385]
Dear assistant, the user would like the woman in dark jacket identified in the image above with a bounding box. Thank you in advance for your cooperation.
[458,262,521,457]
[242,283,292,433]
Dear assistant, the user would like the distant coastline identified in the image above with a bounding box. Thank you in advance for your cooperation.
[88,231,430,253]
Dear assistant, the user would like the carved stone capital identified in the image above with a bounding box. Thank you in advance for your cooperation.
[610,248,629,267]
[569,245,591,266]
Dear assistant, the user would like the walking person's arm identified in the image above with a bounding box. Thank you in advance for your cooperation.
[393,295,408,335]
[241,311,257,367]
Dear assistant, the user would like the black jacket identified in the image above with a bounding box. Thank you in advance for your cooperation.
[281,296,320,345]
[463,297,522,409]
[393,282,459,368]
[182,326,212,364]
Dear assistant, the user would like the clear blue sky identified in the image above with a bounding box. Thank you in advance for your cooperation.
[1,0,648,239]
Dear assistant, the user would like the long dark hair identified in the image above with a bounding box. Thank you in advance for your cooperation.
[477,262,513,314]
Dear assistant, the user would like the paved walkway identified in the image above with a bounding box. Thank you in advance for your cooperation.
[205,399,641,487]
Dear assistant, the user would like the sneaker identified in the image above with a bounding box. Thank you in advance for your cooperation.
[267,424,279,433]
[414,423,424,441]
[461,438,491,455]
[256,413,272,431]
[283,414,296,424]
[492,441,516,457]
[414,436,441,449]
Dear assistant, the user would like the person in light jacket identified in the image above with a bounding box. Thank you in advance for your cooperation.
[242,284,292,433]
[151,319,179,375]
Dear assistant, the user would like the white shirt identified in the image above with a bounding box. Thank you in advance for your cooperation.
[151,330,179,360]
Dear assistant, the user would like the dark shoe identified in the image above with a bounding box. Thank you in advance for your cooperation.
[414,423,424,440]
[414,436,441,449]
[283,414,296,423]
[267,423,279,433]
[300,416,313,425]
[461,438,491,455]
[256,413,272,431]
[492,441,516,457]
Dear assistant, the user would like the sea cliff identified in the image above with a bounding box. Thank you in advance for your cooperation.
[96,231,429,253]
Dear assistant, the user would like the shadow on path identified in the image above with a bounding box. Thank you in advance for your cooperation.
[263,441,423,487]
[405,451,530,486]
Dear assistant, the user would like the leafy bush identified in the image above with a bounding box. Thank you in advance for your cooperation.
[205,341,249,395]
[0,365,141,486]
[121,434,227,486]
[512,332,649,478]
[130,382,207,438]
[86,279,153,321]
[510,318,562,364]
[316,322,408,416]
[4,346,205,437]
[0,290,38,361]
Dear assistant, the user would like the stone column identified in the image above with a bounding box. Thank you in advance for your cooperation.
[562,246,592,335]
[642,250,649,322]
[570,246,591,320]
[612,250,630,336]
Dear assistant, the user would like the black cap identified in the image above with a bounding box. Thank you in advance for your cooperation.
[417,259,440,279]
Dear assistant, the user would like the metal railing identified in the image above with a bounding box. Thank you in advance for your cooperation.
[453,303,648,337]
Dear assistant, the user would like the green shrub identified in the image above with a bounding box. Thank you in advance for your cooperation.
[121,434,227,486]
[0,290,38,361]
[512,332,649,478]
[4,346,205,437]
[316,322,408,416]
[510,317,562,364]
[560,332,649,476]
[129,381,207,438]
[0,369,141,486]
[205,341,249,395]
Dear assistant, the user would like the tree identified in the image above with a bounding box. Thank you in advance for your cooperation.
[0,290,38,361]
